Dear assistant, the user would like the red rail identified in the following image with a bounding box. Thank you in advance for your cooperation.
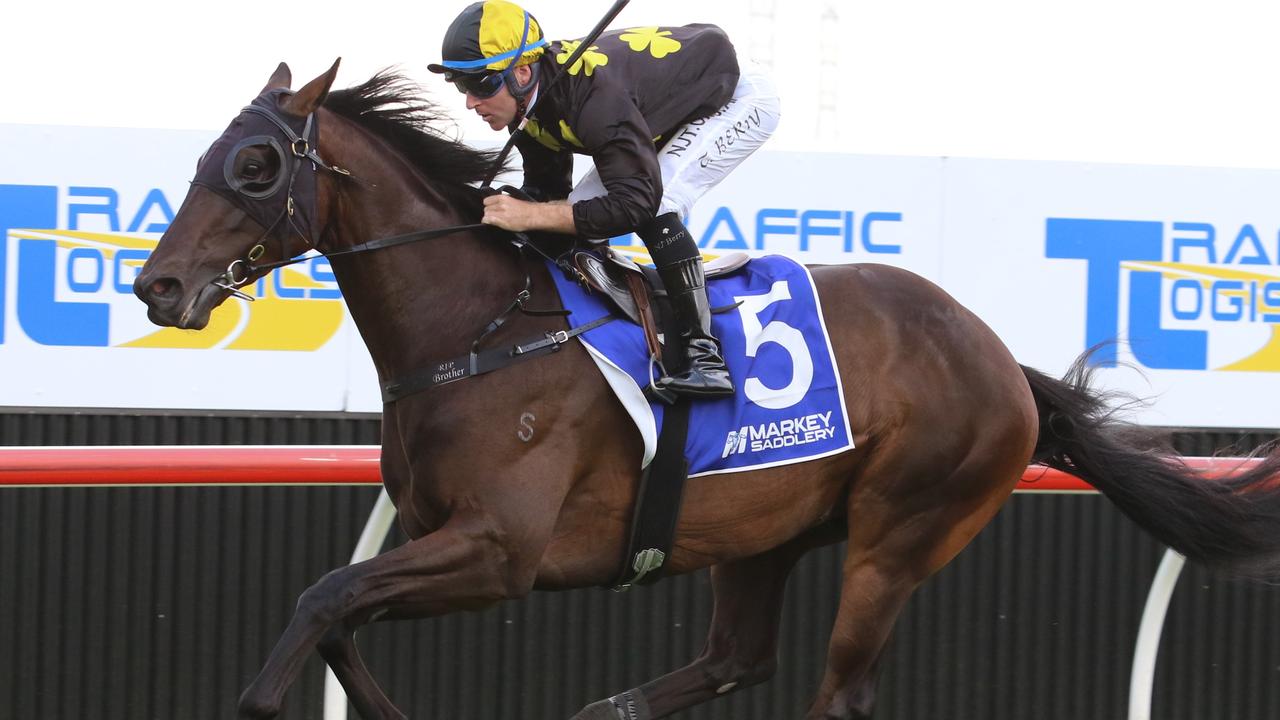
[0,446,1258,490]
[0,446,382,486]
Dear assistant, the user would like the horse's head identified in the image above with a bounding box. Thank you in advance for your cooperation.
[134,60,342,329]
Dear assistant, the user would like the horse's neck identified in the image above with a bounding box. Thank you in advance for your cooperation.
[322,170,525,383]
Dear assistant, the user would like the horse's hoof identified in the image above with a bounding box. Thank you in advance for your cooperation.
[571,691,650,720]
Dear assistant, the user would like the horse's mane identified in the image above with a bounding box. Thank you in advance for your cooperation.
[323,70,506,211]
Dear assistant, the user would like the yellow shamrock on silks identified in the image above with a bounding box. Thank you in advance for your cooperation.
[556,40,609,76]
[558,120,585,148]
[618,27,683,59]
[523,118,563,151]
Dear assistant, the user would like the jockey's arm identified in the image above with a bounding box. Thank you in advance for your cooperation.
[487,131,576,233]
[485,89,659,238]
[481,195,577,234]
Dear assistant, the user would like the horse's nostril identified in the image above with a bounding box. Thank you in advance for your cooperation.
[150,278,178,297]
[136,275,183,307]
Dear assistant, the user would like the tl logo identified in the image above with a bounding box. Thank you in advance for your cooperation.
[1047,218,1280,372]
[0,184,345,351]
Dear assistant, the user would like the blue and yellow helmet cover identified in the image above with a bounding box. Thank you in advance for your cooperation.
[427,0,548,76]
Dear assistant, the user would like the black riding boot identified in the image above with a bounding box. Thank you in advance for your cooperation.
[638,213,734,398]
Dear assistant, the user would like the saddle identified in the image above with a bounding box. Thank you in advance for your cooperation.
[570,247,750,364]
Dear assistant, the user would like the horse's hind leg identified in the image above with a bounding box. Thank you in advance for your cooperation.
[571,523,843,720]
[840,650,889,717]
[806,450,1025,719]
[806,554,915,720]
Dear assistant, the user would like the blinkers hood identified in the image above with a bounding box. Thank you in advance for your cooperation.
[191,89,322,248]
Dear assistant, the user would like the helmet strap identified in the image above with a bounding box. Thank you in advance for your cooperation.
[507,63,539,124]
[502,9,539,123]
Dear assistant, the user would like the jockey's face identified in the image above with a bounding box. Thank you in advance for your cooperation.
[464,65,533,131]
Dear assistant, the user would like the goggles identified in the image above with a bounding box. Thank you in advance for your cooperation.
[449,70,509,99]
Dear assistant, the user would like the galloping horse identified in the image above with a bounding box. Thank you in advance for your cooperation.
[135,62,1280,720]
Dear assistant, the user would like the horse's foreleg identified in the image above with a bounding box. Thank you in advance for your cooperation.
[571,525,842,720]
[317,621,404,720]
[238,519,523,719]
[309,412,414,720]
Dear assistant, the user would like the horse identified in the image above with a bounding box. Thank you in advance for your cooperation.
[134,61,1280,720]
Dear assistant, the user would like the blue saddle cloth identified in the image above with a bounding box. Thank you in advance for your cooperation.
[548,254,855,476]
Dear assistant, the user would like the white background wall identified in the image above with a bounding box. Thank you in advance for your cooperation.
[6,0,1280,168]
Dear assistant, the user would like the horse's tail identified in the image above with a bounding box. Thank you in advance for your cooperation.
[1021,358,1280,579]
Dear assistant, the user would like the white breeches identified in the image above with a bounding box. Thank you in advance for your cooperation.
[568,62,781,221]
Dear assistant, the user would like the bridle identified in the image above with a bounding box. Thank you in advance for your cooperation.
[195,94,489,301]
[210,104,348,300]
[188,92,609,403]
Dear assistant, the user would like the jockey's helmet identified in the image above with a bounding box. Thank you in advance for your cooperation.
[428,1,546,101]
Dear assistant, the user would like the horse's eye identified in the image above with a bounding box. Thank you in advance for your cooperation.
[236,148,281,188]
[225,139,285,197]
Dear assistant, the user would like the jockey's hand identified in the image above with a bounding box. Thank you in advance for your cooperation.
[482,194,577,234]
[482,194,538,232]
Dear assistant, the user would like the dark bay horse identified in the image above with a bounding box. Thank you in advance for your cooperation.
[135,61,1280,720]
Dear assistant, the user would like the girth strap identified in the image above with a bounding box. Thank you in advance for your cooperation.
[611,397,692,590]
[380,314,615,403]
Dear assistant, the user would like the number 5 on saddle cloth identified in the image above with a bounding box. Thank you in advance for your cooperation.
[551,251,856,587]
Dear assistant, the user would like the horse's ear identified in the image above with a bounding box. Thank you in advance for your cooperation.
[262,62,292,94]
[282,58,341,116]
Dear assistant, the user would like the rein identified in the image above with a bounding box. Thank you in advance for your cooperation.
[242,221,490,277]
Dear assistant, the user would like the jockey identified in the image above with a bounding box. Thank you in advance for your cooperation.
[429,0,780,398]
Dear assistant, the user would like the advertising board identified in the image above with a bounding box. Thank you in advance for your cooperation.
[3,123,1277,426]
